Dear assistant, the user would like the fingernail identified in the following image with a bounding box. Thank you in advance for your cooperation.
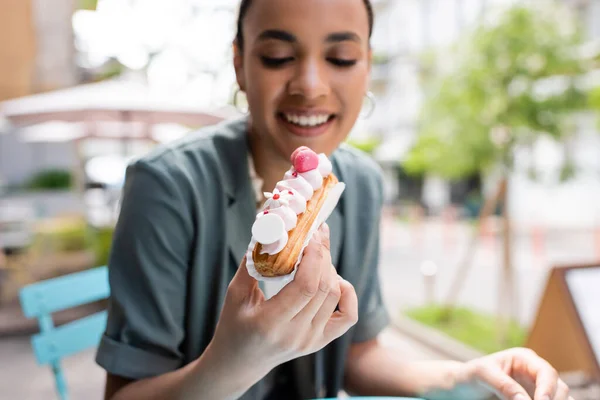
[513,394,527,400]
[540,396,550,400]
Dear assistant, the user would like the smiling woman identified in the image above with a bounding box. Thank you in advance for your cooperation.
[95,1,572,400]
[98,1,386,398]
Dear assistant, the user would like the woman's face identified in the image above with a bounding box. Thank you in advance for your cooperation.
[234,0,371,159]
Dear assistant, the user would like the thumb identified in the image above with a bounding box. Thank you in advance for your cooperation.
[228,255,261,304]
[231,255,255,286]
[319,222,331,251]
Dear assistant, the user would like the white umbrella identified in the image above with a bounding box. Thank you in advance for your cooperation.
[18,120,194,144]
[0,78,239,127]
[1,78,239,194]
[19,121,86,142]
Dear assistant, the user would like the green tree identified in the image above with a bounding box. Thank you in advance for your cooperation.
[591,86,600,114]
[403,3,593,342]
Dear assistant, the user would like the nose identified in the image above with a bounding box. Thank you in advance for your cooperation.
[287,58,329,100]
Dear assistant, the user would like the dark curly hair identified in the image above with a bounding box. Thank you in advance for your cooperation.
[235,0,374,51]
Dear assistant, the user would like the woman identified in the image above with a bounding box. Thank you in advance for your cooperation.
[97,0,572,399]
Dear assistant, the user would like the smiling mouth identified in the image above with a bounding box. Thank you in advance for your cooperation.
[277,112,336,128]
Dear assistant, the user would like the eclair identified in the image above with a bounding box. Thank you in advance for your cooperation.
[246,146,345,278]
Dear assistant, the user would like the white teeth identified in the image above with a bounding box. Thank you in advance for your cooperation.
[284,113,330,127]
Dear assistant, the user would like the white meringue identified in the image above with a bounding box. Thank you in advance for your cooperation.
[251,213,286,245]
[277,177,313,200]
[299,169,323,190]
[266,206,297,231]
[318,153,333,176]
[260,235,288,255]
[277,188,307,214]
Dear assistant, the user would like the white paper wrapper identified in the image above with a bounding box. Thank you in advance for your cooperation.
[246,182,346,289]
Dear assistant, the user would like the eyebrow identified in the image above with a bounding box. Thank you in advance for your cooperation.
[257,29,296,43]
[256,30,362,44]
[325,31,361,44]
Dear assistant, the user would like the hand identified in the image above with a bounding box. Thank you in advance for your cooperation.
[209,224,358,382]
[455,347,572,400]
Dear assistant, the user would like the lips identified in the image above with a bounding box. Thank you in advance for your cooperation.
[283,113,331,127]
[277,111,336,138]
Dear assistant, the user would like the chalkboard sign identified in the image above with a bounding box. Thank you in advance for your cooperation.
[526,263,600,381]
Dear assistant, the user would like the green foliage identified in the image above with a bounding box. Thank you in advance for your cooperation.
[34,218,92,253]
[590,86,600,130]
[590,86,600,110]
[26,170,72,191]
[77,0,98,11]
[94,61,125,82]
[345,137,381,155]
[32,219,115,266]
[405,305,527,354]
[55,225,89,252]
[372,53,391,65]
[91,226,115,267]
[404,4,592,179]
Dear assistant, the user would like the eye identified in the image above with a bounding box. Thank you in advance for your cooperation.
[328,58,357,67]
[260,56,294,68]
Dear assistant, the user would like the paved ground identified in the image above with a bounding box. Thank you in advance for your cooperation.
[378,214,598,326]
[0,335,104,400]
[1,215,597,399]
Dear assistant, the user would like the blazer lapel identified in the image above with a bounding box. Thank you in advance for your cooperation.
[226,190,255,265]
[214,117,256,267]
[328,152,345,269]
[327,207,343,268]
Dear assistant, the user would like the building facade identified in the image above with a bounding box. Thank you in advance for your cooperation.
[0,0,78,102]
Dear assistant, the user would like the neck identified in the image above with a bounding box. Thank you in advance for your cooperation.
[247,123,289,198]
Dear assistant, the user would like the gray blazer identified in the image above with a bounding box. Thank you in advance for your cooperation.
[96,116,389,399]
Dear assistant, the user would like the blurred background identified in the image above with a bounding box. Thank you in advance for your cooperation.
[1,0,600,399]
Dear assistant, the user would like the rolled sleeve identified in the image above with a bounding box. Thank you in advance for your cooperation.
[95,161,193,379]
[351,231,390,343]
[96,335,182,378]
[352,279,389,343]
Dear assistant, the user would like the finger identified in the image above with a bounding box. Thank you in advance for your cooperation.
[324,277,358,342]
[471,362,531,400]
[265,227,329,319]
[231,256,256,288]
[310,267,342,331]
[551,379,569,400]
[292,254,336,323]
[533,365,558,400]
[320,223,331,251]
[523,352,558,400]
[228,256,262,304]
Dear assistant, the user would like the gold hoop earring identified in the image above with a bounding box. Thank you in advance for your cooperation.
[360,91,376,119]
[233,88,249,114]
